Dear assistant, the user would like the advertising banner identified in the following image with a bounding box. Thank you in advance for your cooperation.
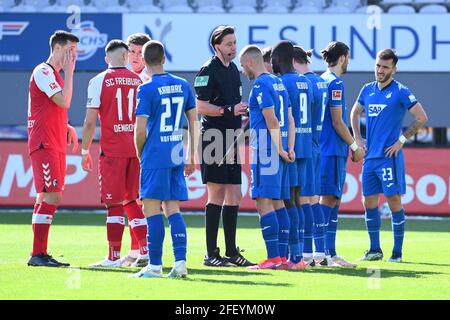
[0,13,122,70]
[1,141,449,215]
[122,13,450,72]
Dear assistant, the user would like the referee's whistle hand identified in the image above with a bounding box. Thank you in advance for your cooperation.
[234,102,249,116]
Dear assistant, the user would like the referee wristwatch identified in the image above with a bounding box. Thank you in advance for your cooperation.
[219,105,234,117]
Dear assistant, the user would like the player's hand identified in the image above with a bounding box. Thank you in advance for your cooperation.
[384,140,403,158]
[352,147,365,162]
[184,163,195,177]
[82,153,93,172]
[280,150,294,163]
[67,125,78,153]
[62,49,76,75]
[288,149,295,162]
[355,137,367,152]
[234,102,249,116]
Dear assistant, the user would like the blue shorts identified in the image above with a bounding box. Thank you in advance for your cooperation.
[140,165,188,201]
[320,155,348,199]
[251,157,290,200]
[288,161,298,187]
[362,153,406,197]
[300,152,319,197]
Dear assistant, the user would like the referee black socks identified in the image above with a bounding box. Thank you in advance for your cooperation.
[205,203,222,257]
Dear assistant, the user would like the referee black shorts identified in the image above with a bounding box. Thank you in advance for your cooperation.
[199,132,242,185]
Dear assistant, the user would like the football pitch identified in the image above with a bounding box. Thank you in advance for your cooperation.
[0,211,449,300]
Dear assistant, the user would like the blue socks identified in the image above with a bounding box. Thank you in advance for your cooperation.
[275,208,290,260]
[392,209,405,256]
[146,214,165,266]
[312,203,325,254]
[320,204,332,256]
[286,206,301,263]
[326,205,339,257]
[168,213,187,262]
[365,207,381,251]
[297,206,305,259]
[302,204,314,256]
[260,211,280,259]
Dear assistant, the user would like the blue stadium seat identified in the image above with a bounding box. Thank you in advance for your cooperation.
[227,0,258,13]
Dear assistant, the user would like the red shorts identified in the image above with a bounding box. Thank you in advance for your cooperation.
[99,156,140,204]
[30,148,66,193]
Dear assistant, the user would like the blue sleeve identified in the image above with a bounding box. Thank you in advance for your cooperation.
[308,84,314,108]
[135,85,152,117]
[284,90,291,109]
[185,84,196,111]
[254,84,275,110]
[399,86,418,110]
[357,85,366,106]
[328,80,344,108]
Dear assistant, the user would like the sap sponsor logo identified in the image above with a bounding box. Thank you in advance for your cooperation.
[368,104,387,117]
[0,21,29,40]
[71,21,107,61]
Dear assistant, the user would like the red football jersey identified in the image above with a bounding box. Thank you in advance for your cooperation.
[86,67,142,157]
[28,63,67,155]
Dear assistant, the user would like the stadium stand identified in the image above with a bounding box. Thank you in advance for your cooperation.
[1,0,449,13]
[226,0,258,13]
[104,0,130,12]
[7,0,36,12]
[260,0,292,13]
[162,0,194,12]
[387,4,416,12]
[195,0,226,13]
[78,0,98,12]
[129,0,162,12]
[40,0,67,12]
[419,3,448,12]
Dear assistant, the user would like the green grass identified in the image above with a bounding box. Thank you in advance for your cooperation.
[0,212,449,300]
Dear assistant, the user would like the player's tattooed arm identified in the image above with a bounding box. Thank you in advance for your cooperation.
[403,102,428,140]
[385,102,428,157]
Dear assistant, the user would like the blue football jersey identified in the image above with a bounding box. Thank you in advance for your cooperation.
[320,71,348,157]
[357,79,418,159]
[279,72,313,158]
[304,72,328,147]
[249,73,290,152]
[135,73,196,169]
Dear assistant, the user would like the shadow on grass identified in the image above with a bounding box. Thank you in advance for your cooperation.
[399,261,450,268]
[182,277,292,287]
[1,212,450,233]
[78,266,269,277]
[297,266,446,279]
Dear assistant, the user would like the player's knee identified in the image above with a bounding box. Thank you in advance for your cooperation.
[386,195,402,212]
[43,192,62,206]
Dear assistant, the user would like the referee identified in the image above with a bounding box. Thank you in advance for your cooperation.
[195,26,255,267]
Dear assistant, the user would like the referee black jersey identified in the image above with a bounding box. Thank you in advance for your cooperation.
[194,55,242,131]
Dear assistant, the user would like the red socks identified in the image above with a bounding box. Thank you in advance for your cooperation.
[124,201,148,255]
[106,206,125,261]
[32,202,56,256]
